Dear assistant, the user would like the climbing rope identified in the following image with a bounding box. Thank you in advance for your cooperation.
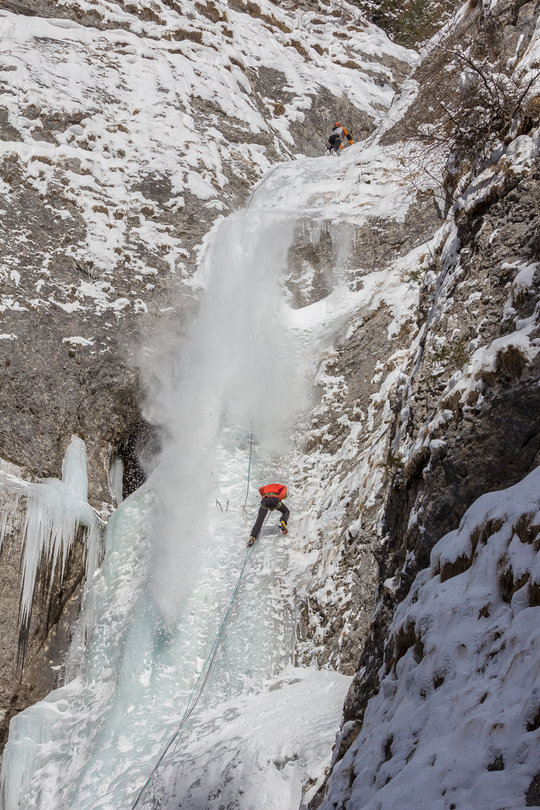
[132,160,286,809]
[243,432,254,511]
[130,514,268,810]
[244,162,282,214]
[241,431,259,523]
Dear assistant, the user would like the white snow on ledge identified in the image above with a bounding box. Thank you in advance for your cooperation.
[62,336,95,347]
[441,318,539,407]
[163,666,352,810]
[319,466,540,810]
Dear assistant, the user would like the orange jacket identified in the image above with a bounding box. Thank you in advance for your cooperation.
[259,483,288,500]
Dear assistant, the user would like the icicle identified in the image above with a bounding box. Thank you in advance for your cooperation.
[0,461,31,556]
[19,435,102,627]
[61,434,89,501]
[110,455,124,506]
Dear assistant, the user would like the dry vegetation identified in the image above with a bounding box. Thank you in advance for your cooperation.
[349,0,459,47]
[385,10,540,194]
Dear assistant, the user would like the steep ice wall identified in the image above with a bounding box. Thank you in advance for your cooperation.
[0,157,359,810]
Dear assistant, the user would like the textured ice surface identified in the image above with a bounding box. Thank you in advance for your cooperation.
[1,163,352,810]
[0,436,101,628]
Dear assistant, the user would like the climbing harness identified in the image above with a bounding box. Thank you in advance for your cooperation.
[130,514,267,809]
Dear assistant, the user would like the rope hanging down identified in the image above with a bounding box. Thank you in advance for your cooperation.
[130,516,267,810]
[243,432,254,511]
[242,431,259,523]
[133,163,283,807]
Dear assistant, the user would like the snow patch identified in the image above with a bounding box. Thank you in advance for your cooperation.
[320,467,540,810]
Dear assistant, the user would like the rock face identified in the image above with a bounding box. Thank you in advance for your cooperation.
[321,145,540,804]
[303,0,540,806]
[0,0,413,758]
[289,172,444,679]
[1,0,538,804]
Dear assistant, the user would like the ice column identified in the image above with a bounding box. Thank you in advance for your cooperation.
[20,435,102,625]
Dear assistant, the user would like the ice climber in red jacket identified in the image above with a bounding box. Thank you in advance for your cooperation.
[248,483,289,546]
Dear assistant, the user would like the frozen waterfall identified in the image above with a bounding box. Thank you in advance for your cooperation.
[1,161,351,810]
[0,435,102,631]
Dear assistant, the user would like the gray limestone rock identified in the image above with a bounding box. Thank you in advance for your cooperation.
[315,121,540,810]
[0,0,411,760]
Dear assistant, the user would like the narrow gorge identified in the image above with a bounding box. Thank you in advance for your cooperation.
[0,0,538,808]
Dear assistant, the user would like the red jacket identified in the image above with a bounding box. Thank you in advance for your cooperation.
[259,483,287,500]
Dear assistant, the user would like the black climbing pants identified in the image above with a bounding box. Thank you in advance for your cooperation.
[327,133,342,154]
[251,496,290,538]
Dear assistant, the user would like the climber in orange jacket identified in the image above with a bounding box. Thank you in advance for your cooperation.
[326,121,354,155]
[248,483,289,546]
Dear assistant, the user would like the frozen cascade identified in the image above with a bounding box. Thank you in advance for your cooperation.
[1,161,352,810]
[20,436,102,627]
[0,435,102,629]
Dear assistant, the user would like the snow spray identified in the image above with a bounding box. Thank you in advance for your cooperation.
[139,182,303,618]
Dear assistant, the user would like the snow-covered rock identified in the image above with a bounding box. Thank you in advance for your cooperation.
[317,468,540,809]
[1,0,540,808]
[0,0,413,753]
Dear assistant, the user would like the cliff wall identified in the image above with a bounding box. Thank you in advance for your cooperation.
[0,0,413,758]
[301,0,540,805]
